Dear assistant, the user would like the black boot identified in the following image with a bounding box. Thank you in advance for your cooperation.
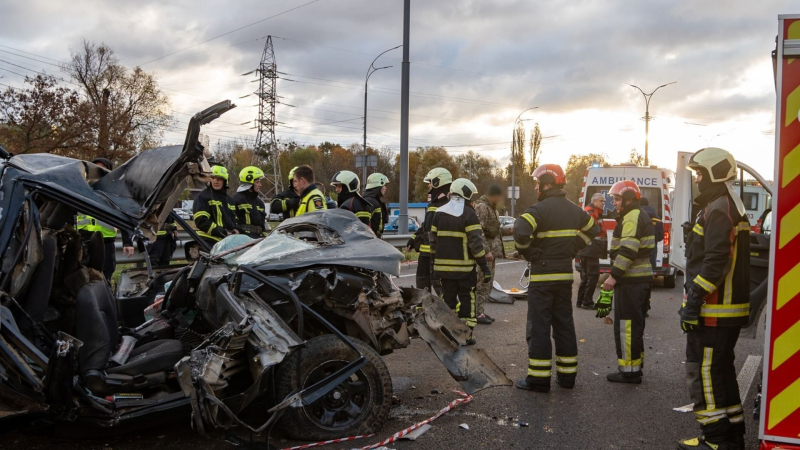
[727,423,745,450]
[515,377,550,393]
[556,374,575,389]
[677,437,729,450]
[606,371,642,384]
[580,301,596,310]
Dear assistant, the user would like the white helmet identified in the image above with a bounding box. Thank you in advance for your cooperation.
[450,178,478,200]
[330,170,360,193]
[423,167,453,188]
[687,147,737,183]
[365,173,390,190]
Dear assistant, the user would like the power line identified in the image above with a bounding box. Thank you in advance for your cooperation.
[137,0,322,66]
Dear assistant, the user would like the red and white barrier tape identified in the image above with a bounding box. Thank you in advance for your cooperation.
[356,390,474,450]
[281,434,374,450]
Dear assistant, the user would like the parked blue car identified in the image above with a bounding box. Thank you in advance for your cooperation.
[384,216,420,232]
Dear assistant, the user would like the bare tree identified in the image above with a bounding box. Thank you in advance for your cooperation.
[529,122,542,172]
[629,148,644,166]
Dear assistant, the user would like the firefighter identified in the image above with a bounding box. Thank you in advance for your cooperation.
[473,183,505,324]
[639,197,664,318]
[364,173,390,237]
[576,193,608,310]
[147,214,177,266]
[270,166,300,219]
[597,181,655,385]
[429,178,491,345]
[330,170,374,228]
[292,165,327,216]
[407,168,452,295]
[192,165,239,247]
[77,157,134,281]
[513,164,600,393]
[677,148,750,450]
[233,166,271,239]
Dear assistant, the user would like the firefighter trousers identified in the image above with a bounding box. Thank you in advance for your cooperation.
[416,255,442,296]
[613,281,648,373]
[576,256,600,306]
[475,258,496,315]
[147,238,173,267]
[440,274,477,329]
[685,326,745,443]
[102,238,116,282]
[525,283,578,388]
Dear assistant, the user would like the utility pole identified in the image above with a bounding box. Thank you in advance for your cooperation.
[255,36,282,197]
[398,0,411,234]
[363,45,401,184]
[511,107,537,217]
[626,82,676,166]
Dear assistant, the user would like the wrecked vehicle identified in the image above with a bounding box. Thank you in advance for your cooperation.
[0,100,509,442]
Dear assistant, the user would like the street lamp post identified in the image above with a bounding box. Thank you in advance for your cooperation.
[626,82,676,166]
[511,107,538,217]
[363,45,402,184]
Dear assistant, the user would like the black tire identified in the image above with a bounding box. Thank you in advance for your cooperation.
[664,274,677,289]
[274,335,392,441]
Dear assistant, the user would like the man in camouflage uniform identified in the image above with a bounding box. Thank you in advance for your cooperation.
[474,184,505,325]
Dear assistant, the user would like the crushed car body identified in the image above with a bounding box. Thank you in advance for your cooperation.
[0,99,509,442]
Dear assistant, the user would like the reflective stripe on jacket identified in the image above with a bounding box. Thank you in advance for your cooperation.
[76,214,117,238]
[193,187,238,242]
[512,189,600,284]
[413,194,449,254]
[233,190,270,238]
[685,193,750,327]
[610,202,655,283]
[429,199,487,279]
[340,194,375,229]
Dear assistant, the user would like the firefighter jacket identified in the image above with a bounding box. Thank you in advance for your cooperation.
[193,186,239,242]
[270,187,300,219]
[513,189,600,284]
[338,191,375,229]
[295,185,327,216]
[577,205,608,259]
[609,201,655,284]
[156,215,177,240]
[429,197,489,279]
[232,189,270,238]
[364,187,388,237]
[641,204,664,270]
[685,191,750,327]
[410,189,450,254]
[474,195,505,259]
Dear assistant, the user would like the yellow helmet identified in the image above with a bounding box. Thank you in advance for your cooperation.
[423,167,452,188]
[450,178,478,200]
[211,165,229,181]
[687,147,737,183]
[365,173,389,190]
[288,166,299,182]
[239,166,265,183]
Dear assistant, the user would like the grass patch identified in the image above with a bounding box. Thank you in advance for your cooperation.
[503,240,516,255]
[402,249,419,262]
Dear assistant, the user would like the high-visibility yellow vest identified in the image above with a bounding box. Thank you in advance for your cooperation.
[76,214,117,238]
[296,188,327,216]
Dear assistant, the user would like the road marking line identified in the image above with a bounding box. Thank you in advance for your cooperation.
[673,354,762,413]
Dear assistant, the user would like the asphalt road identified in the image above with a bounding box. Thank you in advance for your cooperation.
[1,259,766,450]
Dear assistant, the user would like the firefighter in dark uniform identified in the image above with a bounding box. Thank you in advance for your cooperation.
[233,166,271,238]
[407,168,452,295]
[598,180,655,385]
[331,170,374,229]
[292,165,327,216]
[270,166,300,219]
[147,214,177,266]
[513,164,600,393]
[364,173,390,237]
[576,193,607,310]
[192,165,240,247]
[429,178,491,345]
[677,148,750,450]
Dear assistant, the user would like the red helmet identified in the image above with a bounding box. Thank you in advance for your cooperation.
[532,164,566,185]
[609,180,641,200]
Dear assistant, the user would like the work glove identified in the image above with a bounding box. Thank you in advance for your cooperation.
[480,265,492,284]
[679,294,702,332]
[595,289,613,318]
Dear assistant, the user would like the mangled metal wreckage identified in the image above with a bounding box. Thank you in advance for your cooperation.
[0,100,510,441]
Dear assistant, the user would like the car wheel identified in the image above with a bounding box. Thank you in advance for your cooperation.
[663,274,677,289]
[274,335,392,441]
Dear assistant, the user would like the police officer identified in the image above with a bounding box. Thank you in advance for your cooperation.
[598,181,655,385]
[473,183,505,324]
[77,157,134,281]
[270,166,300,219]
[576,193,607,310]
[677,148,750,450]
[429,178,491,345]
[513,164,600,393]
[192,165,239,247]
[233,166,271,238]
[363,173,390,237]
[407,168,452,295]
[292,165,327,216]
[331,170,374,229]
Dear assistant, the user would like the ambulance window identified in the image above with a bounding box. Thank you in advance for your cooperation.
[742,192,759,211]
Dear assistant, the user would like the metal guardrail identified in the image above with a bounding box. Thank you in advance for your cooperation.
[114,231,513,264]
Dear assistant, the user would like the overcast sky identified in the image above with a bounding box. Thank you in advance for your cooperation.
[0,0,795,179]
